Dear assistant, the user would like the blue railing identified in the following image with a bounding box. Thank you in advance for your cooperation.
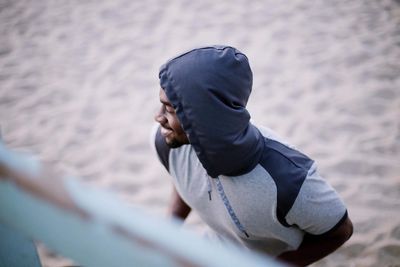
[0,142,284,267]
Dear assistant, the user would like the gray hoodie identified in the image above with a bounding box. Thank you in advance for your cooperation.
[155,46,347,256]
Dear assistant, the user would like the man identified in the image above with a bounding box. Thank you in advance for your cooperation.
[153,45,353,266]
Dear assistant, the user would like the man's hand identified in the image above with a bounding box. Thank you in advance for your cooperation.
[277,215,353,266]
[168,186,191,221]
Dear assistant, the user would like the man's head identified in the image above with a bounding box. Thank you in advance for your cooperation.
[156,46,264,177]
[154,88,189,148]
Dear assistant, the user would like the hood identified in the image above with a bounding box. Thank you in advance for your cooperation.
[159,46,264,178]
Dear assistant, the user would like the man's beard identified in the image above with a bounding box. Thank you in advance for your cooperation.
[166,137,185,149]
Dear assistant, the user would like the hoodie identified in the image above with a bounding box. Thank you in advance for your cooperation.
[155,46,348,256]
[159,46,264,178]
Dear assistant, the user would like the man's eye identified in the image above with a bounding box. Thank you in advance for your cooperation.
[165,106,175,113]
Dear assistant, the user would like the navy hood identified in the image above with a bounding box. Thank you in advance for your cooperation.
[159,46,264,178]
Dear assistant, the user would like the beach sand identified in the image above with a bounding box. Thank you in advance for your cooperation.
[1,0,399,266]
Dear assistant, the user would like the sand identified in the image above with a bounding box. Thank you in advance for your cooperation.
[0,0,399,266]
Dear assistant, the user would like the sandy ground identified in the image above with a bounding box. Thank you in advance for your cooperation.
[1,0,400,266]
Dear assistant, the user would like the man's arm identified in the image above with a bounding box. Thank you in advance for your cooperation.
[277,216,353,266]
[168,186,191,221]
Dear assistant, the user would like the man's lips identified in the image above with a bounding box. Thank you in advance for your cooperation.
[160,126,173,137]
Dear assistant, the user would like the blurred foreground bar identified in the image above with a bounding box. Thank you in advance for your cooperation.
[0,142,284,267]
[0,224,41,267]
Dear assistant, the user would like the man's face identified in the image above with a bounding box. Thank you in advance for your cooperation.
[155,88,189,148]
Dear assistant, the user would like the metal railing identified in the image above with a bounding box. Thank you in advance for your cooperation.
[0,142,284,267]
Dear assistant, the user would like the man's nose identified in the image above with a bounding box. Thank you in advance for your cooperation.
[154,107,166,123]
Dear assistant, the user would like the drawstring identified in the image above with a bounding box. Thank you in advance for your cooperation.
[215,177,249,238]
[206,174,212,201]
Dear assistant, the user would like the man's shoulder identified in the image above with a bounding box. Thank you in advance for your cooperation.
[255,124,314,172]
[152,124,171,172]
[255,124,315,226]
[254,125,347,235]
[256,124,297,149]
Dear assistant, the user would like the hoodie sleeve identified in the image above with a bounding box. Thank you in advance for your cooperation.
[284,163,347,235]
[150,124,171,172]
